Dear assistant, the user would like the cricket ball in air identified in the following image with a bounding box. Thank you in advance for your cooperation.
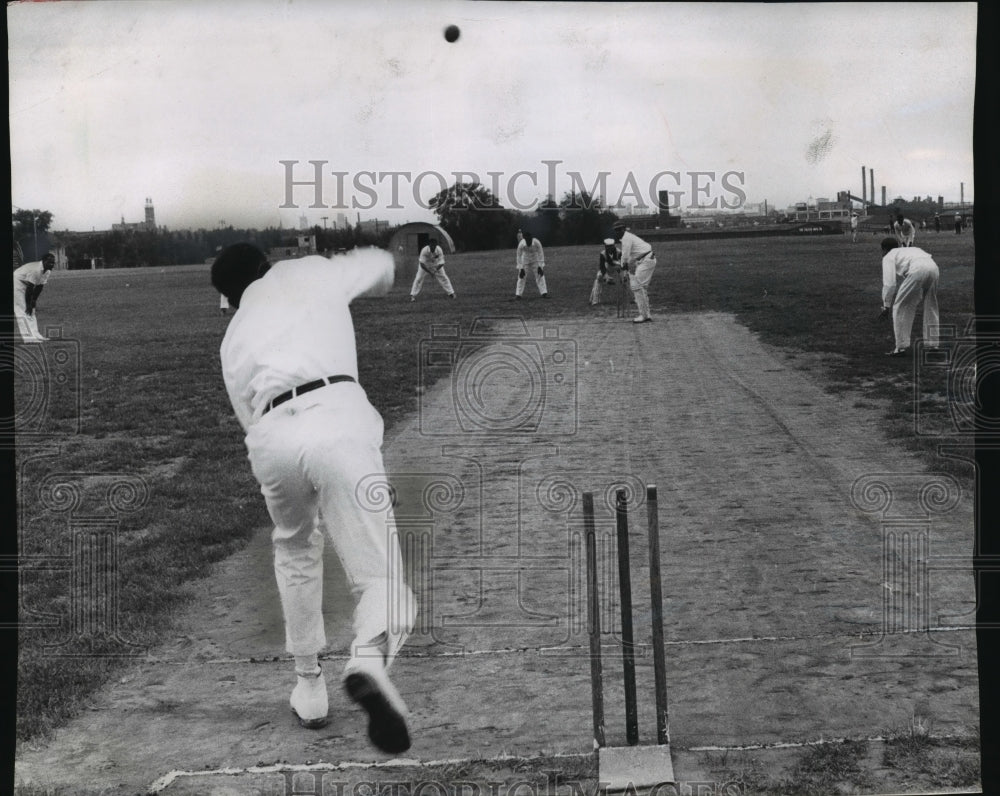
[444,24,460,42]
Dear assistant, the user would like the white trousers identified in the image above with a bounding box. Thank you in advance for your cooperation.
[410,266,454,297]
[628,256,657,319]
[892,263,940,350]
[13,285,45,341]
[244,382,415,664]
[515,265,548,296]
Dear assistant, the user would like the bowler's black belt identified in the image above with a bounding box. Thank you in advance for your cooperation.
[265,375,355,414]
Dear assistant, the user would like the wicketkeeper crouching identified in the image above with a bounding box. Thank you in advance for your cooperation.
[590,238,622,306]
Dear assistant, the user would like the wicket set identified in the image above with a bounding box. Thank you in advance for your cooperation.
[615,271,630,318]
[583,485,674,789]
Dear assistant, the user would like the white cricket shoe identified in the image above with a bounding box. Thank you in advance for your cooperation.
[289,667,329,729]
[342,639,411,754]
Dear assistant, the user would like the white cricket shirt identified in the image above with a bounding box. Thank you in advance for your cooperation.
[14,261,52,290]
[418,245,445,268]
[220,250,393,431]
[881,246,937,307]
[619,231,653,266]
[516,238,545,268]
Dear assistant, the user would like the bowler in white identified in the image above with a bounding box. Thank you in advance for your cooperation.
[213,244,416,754]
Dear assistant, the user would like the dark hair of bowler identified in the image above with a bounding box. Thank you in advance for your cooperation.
[211,243,271,308]
[880,237,899,254]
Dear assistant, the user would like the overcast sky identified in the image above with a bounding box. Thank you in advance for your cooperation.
[9,1,977,232]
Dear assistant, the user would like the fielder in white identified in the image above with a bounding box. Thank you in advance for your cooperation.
[879,237,940,357]
[514,231,549,299]
[892,211,916,247]
[409,237,455,301]
[13,253,56,342]
[850,213,860,243]
[213,244,416,754]
[614,222,657,322]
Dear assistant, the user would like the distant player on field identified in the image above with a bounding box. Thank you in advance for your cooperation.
[614,221,657,323]
[514,230,548,299]
[13,252,56,342]
[850,212,859,243]
[878,237,939,357]
[409,237,455,301]
[893,211,916,247]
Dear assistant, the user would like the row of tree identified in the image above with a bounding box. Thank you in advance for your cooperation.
[12,208,55,263]
[429,183,622,251]
[13,182,627,268]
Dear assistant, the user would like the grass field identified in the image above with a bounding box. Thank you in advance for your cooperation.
[14,231,976,752]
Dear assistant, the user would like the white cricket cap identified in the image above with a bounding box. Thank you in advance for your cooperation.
[603,238,615,246]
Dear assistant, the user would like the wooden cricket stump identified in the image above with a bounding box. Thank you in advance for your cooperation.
[583,485,673,791]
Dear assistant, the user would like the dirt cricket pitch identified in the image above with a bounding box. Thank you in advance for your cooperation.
[14,242,979,794]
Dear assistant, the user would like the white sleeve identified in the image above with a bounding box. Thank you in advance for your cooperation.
[346,248,395,299]
[219,339,254,432]
[881,252,898,307]
[620,234,634,265]
[303,250,394,302]
[225,372,253,432]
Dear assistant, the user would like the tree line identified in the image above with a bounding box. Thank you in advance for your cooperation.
[429,183,622,251]
[13,182,626,269]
